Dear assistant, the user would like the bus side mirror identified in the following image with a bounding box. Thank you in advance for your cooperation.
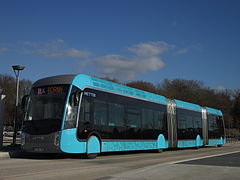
[22,95,29,111]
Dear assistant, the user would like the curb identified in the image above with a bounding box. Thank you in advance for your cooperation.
[0,144,23,159]
[0,151,27,159]
[0,152,10,159]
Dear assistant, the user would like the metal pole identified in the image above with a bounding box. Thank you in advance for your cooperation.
[12,70,19,146]
[12,65,25,146]
[0,95,6,148]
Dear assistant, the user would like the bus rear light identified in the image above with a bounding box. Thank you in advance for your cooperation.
[83,129,88,133]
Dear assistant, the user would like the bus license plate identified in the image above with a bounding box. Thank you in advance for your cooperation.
[33,147,45,152]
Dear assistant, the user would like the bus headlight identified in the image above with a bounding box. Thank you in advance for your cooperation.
[54,133,60,147]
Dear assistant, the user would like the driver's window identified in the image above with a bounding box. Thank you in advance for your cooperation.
[64,86,81,129]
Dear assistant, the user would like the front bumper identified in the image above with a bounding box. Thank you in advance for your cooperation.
[21,131,62,153]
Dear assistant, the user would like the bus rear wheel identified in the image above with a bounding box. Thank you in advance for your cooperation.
[86,153,98,159]
[156,149,163,153]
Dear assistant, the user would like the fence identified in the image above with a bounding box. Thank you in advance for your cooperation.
[226,136,240,143]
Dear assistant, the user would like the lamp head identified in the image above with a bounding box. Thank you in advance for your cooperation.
[12,65,25,71]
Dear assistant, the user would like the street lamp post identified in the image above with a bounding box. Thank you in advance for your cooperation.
[12,65,25,146]
[0,88,6,148]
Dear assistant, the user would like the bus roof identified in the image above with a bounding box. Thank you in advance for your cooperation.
[32,74,76,87]
[32,74,223,115]
[72,74,167,105]
[205,107,223,116]
[174,99,202,112]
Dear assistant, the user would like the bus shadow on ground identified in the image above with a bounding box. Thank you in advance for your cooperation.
[8,151,86,160]
[7,146,217,160]
[8,149,162,160]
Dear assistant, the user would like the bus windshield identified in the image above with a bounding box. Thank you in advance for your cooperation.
[23,85,69,134]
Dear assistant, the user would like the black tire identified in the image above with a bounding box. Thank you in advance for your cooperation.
[86,153,98,159]
[156,149,163,153]
[217,144,223,147]
[195,146,200,149]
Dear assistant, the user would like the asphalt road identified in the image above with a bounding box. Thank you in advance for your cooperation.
[0,143,240,180]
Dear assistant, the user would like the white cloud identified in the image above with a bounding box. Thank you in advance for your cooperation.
[174,48,189,55]
[128,41,174,57]
[173,44,201,56]
[82,41,172,80]
[91,55,165,80]
[47,48,92,59]
[22,39,92,59]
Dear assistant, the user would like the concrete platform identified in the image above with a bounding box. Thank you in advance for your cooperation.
[109,151,240,180]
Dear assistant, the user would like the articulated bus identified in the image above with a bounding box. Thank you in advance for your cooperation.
[21,74,225,158]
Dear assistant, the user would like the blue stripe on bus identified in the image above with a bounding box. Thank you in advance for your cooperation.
[157,134,168,149]
[177,135,203,148]
[196,135,202,147]
[87,136,100,154]
[101,141,157,152]
[208,137,224,145]
[205,107,223,116]
[101,134,168,152]
[178,140,202,148]
[71,75,223,115]
[60,128,86,153]
[60,129,224,154]
[60,129,168,153]
[174,100,202,112]
[72,74,167,105]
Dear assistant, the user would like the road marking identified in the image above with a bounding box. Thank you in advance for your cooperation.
[169,150,240,164]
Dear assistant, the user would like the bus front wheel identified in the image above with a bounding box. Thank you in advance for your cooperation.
[86,135,101,159]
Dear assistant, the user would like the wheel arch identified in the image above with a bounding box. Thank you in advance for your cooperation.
[86,131,102,153]
[87,131,102,143]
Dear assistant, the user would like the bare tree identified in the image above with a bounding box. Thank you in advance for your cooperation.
[0,74,32,127]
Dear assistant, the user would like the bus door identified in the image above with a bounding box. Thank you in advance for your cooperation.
[167,99,177,148]
[201,107,208,145]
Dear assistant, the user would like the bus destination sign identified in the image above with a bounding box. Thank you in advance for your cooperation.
[37,86,64,95]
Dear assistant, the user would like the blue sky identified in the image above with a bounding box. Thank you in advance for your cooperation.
[0,0,240,89]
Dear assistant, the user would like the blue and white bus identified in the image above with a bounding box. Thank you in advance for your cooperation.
[21,74,225,158]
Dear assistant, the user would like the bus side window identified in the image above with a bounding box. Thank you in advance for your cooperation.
[154,110,164,130]
[79,97,91,124]
[217,116,224,135]
[208,115,218,131]
[108,103,124,127]
[142,108,153,129]
[93,99,107,126]
[126,106,141,128]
